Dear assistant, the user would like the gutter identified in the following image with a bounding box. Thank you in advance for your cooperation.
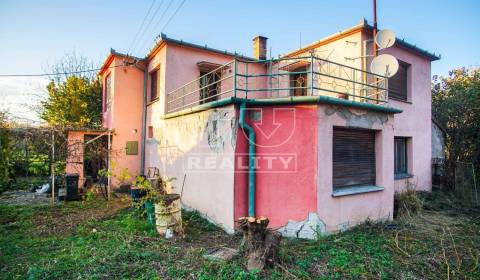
[162,96,402,119]
[238,102,256,217]
[131,59,148,175]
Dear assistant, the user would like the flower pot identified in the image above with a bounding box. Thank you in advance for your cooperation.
[154,193,183,236]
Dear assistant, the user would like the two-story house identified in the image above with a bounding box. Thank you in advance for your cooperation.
[66,19,439,238]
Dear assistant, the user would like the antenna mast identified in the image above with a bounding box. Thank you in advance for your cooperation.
[372,0,378,57]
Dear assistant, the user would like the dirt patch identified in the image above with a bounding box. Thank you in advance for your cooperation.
[33,198,130,236]
[0,191,54,205]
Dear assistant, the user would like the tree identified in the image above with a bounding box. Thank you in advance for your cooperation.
[0,111,13,191]
[432,67,480,188]
[40,52,102,128]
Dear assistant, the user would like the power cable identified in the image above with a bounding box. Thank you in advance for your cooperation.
[126,0,157,55]
[130,0,166,55]
[0,64,125,78]
[136,0,175,54]
[160,0,186,32]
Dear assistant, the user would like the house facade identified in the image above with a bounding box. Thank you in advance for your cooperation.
[67,20,439,238]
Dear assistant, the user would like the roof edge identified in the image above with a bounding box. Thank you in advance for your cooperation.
[146,33,257,61]
[283,19,440,61]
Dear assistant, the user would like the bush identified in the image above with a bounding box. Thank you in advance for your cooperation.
[394,188,423,218]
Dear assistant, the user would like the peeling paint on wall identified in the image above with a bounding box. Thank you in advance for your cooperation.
[205,110,236,153]
[324,105,389,128]
[277,212,326,239]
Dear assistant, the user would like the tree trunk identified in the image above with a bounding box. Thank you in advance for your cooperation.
[238,216,282,272]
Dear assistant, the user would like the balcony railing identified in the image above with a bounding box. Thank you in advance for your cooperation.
[166,56,388,114]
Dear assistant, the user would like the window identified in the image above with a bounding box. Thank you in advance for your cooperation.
[290,66,308,97]
[148,126,154,138]
[394,137,408,177]
[333,128,376,188]
[104,74,112,111]
[199,70,220,104]
[388,60,409,101]
[150,69,159,101]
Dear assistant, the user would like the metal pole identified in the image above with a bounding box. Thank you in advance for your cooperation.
[233,59,237,98]
[372,0,378,57]
[245,62,248,99]
[107,130,111,200]
[51,130,55,206]
[310,54,314,96]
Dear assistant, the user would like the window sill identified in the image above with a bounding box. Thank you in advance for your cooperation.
[332,185,384,197]
[147,98,159,106]
[394,173,413,180]
[389,97,412,104]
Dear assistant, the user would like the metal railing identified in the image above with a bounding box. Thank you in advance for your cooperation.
[166,56,388,113]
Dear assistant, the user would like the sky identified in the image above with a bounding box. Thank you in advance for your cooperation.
[1,0,479,123]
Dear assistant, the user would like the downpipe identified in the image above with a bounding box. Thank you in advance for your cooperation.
[238,102,256,217]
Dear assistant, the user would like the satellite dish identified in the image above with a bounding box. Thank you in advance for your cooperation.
[370,54,399,78]
[375,29,396,50]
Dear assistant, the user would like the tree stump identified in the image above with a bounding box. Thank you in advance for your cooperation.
[238,216,282,272]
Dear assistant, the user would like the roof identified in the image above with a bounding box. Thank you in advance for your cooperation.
[283,19,440,61]
[98,49,143,76]
[146,33,256,61]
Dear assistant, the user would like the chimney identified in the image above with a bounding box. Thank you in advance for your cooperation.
[253,36,268,60]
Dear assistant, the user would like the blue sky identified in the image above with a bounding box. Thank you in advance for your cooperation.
[1,0,479,122]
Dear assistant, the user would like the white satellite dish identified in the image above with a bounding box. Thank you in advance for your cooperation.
[370,54,399,78]
[375,29,396,50]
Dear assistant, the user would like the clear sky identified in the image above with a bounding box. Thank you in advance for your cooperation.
[1,0,479,122]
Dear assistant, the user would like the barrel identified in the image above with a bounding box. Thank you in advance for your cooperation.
[154,194,182,235]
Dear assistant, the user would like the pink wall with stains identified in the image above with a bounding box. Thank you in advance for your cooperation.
[316,105,395,231]
[101,56,144,184]
[234,105,318,228]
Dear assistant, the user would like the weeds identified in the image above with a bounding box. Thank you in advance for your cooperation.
[1,192,479,279]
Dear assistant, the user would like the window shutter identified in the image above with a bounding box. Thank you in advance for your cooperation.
[388,61,409,101]
[333,128,376,188]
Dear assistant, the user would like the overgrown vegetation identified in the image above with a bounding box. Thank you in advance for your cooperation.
[432,67,480,189]
[1,191,479,279]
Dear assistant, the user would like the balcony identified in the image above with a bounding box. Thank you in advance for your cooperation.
[166,56,388,114]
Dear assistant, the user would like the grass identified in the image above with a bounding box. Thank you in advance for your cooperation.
[0,191,479,279]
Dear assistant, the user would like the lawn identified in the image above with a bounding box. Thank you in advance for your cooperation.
[0,192,479,279]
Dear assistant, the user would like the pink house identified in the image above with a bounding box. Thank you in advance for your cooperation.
[67,19,439,238]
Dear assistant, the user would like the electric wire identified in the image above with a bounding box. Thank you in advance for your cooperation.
[0,64,125,78]
[126,0,157,55]
[160,0,186,32]
[130,0,166,55]
[136,0,175,54]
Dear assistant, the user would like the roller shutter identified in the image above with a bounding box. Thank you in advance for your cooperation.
[333,128,376,188]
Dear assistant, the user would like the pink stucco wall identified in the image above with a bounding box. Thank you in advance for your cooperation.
[234,105,318,228]
[66,131,85,187]
[101,57,144,185]
[316,105,395,231]
[381,46,433,192]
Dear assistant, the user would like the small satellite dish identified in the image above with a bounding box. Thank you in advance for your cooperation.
[370,54,399,77]
[375,29,396,50]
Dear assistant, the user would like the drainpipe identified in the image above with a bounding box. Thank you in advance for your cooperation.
[131,59,148,175]
[238,102,256,217]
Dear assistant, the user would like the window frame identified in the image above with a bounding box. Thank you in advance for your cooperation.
[149,68,159,102]
[104,73,112,112]
[394,137,410,178]
[388,60,410,102]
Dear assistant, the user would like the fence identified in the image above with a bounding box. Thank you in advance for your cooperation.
[166,56,389,113]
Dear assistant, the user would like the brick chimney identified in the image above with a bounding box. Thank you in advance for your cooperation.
[253,36,268,60]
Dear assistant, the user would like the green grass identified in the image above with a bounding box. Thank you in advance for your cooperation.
[1,192,479,279]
